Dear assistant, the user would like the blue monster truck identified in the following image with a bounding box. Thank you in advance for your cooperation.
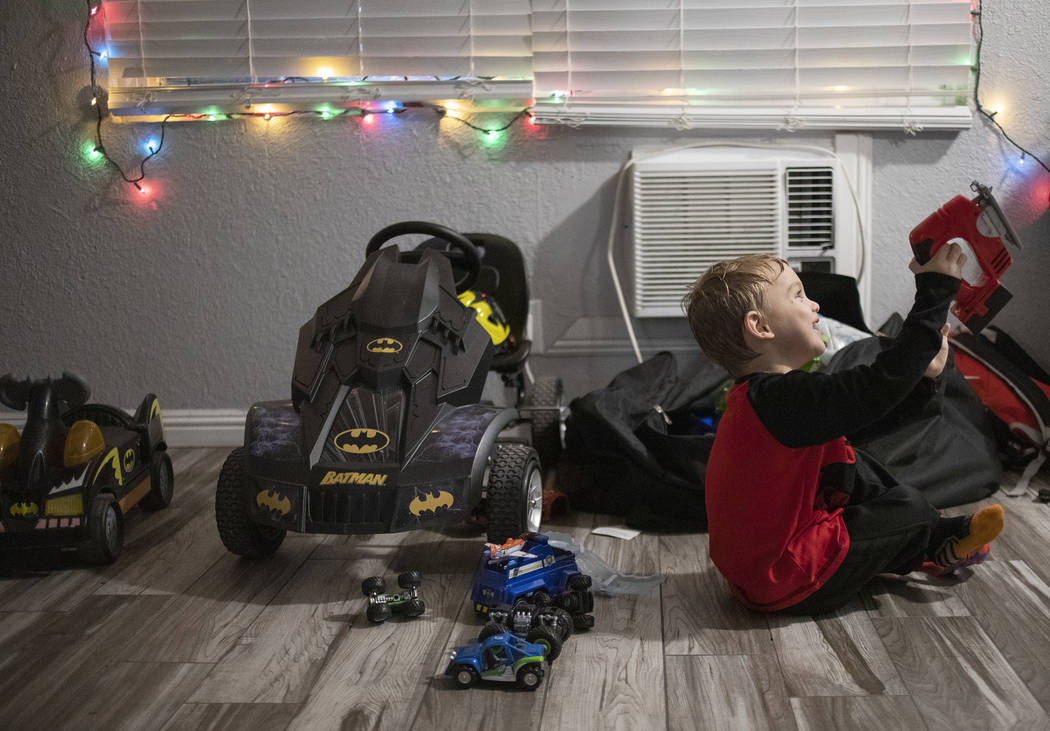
[444,632,548,690]
[470,532,595,631]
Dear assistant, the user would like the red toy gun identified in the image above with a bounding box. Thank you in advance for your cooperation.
[908,180,1023,333]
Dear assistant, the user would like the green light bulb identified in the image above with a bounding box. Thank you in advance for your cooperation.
[82,141,103,162]
[480,129,505,147]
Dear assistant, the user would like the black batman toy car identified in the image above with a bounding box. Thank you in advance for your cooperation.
[0,373,172,564]
[215,222,554,558]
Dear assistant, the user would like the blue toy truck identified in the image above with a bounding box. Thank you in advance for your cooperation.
[444,631,548,690]
[470,532,595,631]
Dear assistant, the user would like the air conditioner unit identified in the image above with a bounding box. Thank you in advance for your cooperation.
[630,145,860,318]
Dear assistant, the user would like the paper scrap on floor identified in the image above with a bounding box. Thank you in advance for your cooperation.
[591,526,641,540]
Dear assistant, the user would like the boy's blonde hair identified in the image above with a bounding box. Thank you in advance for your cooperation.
[682,254,786,376]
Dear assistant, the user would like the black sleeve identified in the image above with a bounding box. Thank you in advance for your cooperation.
[846,373,942,443]
[746,272,959,448]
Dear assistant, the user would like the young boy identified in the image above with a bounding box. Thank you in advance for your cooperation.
[684,245,1003,614]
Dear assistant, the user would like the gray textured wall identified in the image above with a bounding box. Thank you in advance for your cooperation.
[1,0,1047,413]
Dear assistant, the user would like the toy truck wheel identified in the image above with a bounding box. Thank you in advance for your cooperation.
[560,588,595,614]
[141,450,175,511]
[525,625,563,663]
[215,448,286,559]
[78,493,124,564]
[366,602,392,624]
[516,662,545,691]
[534,607,574,642]
[406,598,426,617]
[573,614,596,631]
[453,665,479,688]
[397,570,422,589]
[529,590,551,607]
[568,573,593,590]
[478,620,507,641]
[362,576,386,596]
[525,376,564,473]
[484,443,542,543]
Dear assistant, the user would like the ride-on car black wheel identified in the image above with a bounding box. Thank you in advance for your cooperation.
[485,443,542,543]
[79,493,124,564]
[525,376,565,474]
[141,450,174,511]
[516,662,545,690]
[406,598,426,617]
[215,448,286,559]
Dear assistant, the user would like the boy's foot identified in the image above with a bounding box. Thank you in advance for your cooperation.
[931,504,1004,570]
[919,543,991,576]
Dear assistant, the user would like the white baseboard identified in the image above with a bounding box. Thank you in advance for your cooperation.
[0,409,246,448]
[161,409,246,447]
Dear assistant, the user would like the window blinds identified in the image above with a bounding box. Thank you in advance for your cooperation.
[100,0,532,116]
[99,0,973,130]
[530,0,974,130]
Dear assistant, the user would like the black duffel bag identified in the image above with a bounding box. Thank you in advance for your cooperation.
[826,336,1001,508]
[557,351,728,530]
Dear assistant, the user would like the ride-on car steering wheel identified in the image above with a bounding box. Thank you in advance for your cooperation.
[365,221,481,293]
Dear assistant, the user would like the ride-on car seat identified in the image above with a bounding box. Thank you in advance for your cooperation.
[416,231,564,470]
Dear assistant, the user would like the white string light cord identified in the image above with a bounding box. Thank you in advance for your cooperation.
[605,141,867,365]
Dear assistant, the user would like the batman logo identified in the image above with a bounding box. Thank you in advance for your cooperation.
[123,449,136,473]
[94,447,124,487]
[366,337,403,354]
[10,501,38,517]
[256,490,291,515]
[334,428,390,455]
[409,490,454,516]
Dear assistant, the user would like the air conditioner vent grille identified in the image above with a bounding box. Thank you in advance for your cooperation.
[633,168,780,316]
[786,166,834,248]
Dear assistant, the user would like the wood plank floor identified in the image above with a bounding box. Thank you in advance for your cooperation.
[2,447,1050,730]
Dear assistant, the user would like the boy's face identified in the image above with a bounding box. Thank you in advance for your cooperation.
[760,267,825,367]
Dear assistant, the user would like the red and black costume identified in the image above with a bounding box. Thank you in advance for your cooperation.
[706,272,962,613]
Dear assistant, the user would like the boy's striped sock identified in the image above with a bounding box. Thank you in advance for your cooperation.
[930,504,1004,570]
[919,543,991,576]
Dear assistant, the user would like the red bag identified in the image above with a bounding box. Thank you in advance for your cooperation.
[951,328,1050,495]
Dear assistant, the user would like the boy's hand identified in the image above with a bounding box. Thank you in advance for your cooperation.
[925,324,951,379]
[909,241,967,279]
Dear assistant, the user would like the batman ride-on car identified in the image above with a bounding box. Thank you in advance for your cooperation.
[215,222,564,558]
[0,372,172,564]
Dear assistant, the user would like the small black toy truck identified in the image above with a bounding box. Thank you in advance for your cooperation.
[361,570,425,623]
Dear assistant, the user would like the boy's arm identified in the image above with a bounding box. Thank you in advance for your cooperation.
[834,326,951,443]
[845,370,943,443]
[747,271,959,448]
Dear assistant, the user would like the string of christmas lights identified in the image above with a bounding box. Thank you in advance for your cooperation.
[84,1,1044,198]
[436,107,533,134]
[83,0,169,192]
[972,0,1050,175]
[81,2,533,196]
